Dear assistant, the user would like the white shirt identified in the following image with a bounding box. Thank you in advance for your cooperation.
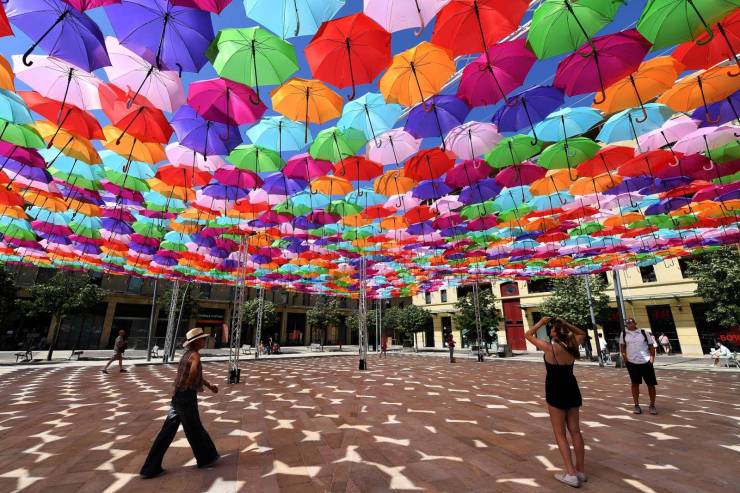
[712,344,731,357]
[619,329,655,364]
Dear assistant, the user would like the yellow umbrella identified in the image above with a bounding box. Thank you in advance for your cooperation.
[380,215,408,230]
[379,41,455,107]
[0,205,27,219]
[21,191,67,212]
[34,121,100,164]
[271,78,342,142]
[148,178,195,201]
[170,221,200,234]
[102,126,166,164]
[373,169,417,196]
[657,65,737,117]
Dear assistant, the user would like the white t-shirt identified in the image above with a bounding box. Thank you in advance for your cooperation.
[619,329,655,364]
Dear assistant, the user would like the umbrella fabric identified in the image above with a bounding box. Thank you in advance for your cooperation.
[244,0,344,39]
[170,105,241,158]
[363,0,447,33]
[637,116,700,151]
[597,103,674,144]
[0,55,14,91]
[554,29,652,100]
[444,159,491,187]
[404,148,455,180]
[227,144,283,172]
[271,78,343,140]
[0,89,33,124]
[444,122,501,160]
[188,78,266,126]
[247,116,308,153]
[672,10,740,70]
[492,86,564,136]
[495,162,545,188]
[98,83,172,144]
[528,0,622,59]
[404,95,470,145]
[691,91,739,127]
[19,91,103,140]
[485,134,542,167]
[337,93,402,144]
[309,126,365,162]
[282,153,331,180]
[7,0,110,71]
[170,0,232,13]
[456,38,536,107]
[366,128,421,165]
[658,65,738,115]
[305,13,391,100]
[106,0,214,72]
[13,55,101,111]
[674,126,739,155]
[332,156,383,181]
[533,107,602,142]
[431,0,529,57]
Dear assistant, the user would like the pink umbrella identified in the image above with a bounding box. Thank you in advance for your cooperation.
[444,121,501,159]
[673,125,740,155]
[170,0,232,13]
[188,78,266,126]
[366,128,421,166]
[554,29,652,103]
[468,216,498,230]
[63,0,121,11]
[283,153,332,180]
[165,143,225,173]
[103,37,184,113]
[383,192,420,210]
[213,167,263,189]
[456,38,536,107]
[363,0,450,34]
[494,162,545,187]
[637,116,700,152]
[444,159,491,187]
[431,194,463,213]
[13,55,101,111]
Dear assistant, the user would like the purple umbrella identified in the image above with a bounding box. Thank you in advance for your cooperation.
[201,183,247,201]
[405,95,470,151]
[214,167,262,189]
[262,173,307,196]
[171,105,241,159]
[412,178,452,200]
[8,0,110,72]
[459,178,501,204]
[644,197,692,215]
[101,217,134,234]
[491,86,564,143]
[283,153,331,180]
[554,29,652,104]
[105,0,214,73]
[691,91,740,128]
[605,176,654,196]
[495,162,546,188]
[639,176,693,195]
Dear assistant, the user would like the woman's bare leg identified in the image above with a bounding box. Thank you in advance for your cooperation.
[548,405,576,475]
[566,408,585,474]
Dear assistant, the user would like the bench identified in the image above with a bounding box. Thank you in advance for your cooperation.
[150,345,160,358]
[721,352,739,368]
[68,350,84,361]
[310,343,323,352]
[15,350,32,363]
[241,344,252,355]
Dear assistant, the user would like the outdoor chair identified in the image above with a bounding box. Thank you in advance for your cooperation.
[15,349,32,362]
[310,343,323,352]
[150,345,160,358]
[241,344,251,355]
[722,352,739,368]
[68,350,84,360]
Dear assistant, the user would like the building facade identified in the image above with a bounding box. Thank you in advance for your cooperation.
[413,261,730,357]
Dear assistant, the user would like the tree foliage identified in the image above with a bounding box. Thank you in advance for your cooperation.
[538,275,610,328]
[156,281,202,323]
[454,287,503,343]
[399,304,432,334]
[25,271,106,321]
[687,247,740,329]
[307,298,342,344]
[241,297,279,338]
[0,265,17,327]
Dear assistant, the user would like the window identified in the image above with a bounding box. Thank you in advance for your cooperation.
[35,267,55,284]
[127,276,144,294]
[598,272,609,285]
[440,289,447,303]
[678,258,692,278]
[639,265,657,283]
[199,284,212,299]
[424,292,432,304]
[527,278,553,293]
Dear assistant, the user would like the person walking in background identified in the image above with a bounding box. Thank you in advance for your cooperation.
[266,337,273,355]
[140,328,219,479]
[658,333,671,355]
[447,334,455,362]
[102,329,128,374]
[526,316,587,488]
[620,318,658,415]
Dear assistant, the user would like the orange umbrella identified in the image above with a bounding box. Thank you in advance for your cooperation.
[379,41,455,108]
[603,212,644,227]
[21,190,67,211]
[342,214,373,227]
[102,126,166,163]
[523,216,559,232]
[148,178,195,201]
[657,65,737,118]
[373,169,417,196]
[271,78,342,142]
[0,54,13,91]
[379,215,408,230]
[34,121,101,164]
[569,173,622,195]
[310,175,353,195]
[66,200,101,216]
[169,221,199,234]
[593,56,684,115]
[529,169,578,195]
[0,205,27,219]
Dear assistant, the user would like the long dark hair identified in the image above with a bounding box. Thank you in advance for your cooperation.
[548,318,580,359]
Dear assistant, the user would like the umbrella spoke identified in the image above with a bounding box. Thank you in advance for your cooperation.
[22,10,70,67]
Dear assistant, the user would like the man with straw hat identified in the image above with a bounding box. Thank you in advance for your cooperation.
[140,328,220,479]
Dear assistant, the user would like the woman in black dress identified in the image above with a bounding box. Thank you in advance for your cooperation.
[525,316,587,488]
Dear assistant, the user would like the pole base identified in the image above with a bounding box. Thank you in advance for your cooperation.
[228,368,241,384]
[358,358,367,370]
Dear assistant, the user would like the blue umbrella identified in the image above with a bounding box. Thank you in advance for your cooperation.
[492,86,564,143]
[243,0,345,39]
[337,93,402,145]
[493,186,532,210]
[528,192,573,211]
[404,95,470,151]
[597,103,674,145]
[0,89,33,125]
[532,107,603,142]
[246,116,309,155]
[345,188,386,206]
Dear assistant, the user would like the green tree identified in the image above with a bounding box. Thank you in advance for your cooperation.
[24,271,106,360]
[380,306,404,342]
[686,247,740,329]
[454,287,503,346]
[307,298,342,345]
[156,281,202,324]
[399,305,432,349]
[0,265,17,328]
[538,275,610,330]
[242,297,279,344]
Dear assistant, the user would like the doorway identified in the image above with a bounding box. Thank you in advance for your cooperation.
[500,282,526,350]
[646,305,681,354]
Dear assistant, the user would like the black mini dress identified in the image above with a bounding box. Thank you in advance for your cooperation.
[544,342,582,410]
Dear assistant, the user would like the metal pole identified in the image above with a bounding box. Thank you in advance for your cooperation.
[584,275,604,367]
[254,286,265,359]
[228,236,247,383]
[472,281,484,362]
[612,268,627,326]
[162,280,180,364]
[169,282,190,361]
[146,278,159,362]
[358,256,368,370]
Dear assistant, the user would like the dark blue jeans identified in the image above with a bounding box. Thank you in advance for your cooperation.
[140,389,218,476]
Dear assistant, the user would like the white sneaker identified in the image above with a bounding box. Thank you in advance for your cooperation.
[554,473,580,488]
[577,472,588,483]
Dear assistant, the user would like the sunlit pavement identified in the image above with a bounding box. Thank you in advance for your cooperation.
[0,355,738,492]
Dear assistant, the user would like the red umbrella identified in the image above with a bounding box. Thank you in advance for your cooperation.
[156,164,212,188]
[404,205,435,224]
[19,90,104,141]
[305,13,391,100]
[432,0,529,57]
[495,162,546,187]
[554,29,652,103]
[672,10,740,72]
[332,156,383,181]
[188,78,266,127]
[617,150,676,177]
[99,83,172,144]
[403,148,455,180]
[0,4,12,37]
[576,145,634,177]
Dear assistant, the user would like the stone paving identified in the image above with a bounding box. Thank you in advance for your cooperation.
[0,355,738,493]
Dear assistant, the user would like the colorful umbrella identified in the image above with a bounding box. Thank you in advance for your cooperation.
[271,78,343,142]
[672,10,740,71]
[444,122,501,160]
[492,86,564,142]
[170,105,241,158]
[244,0,345,39]
[188,78,266,127]
[404,95,470,149]
[363,0,447,34]
[337,93,402,145]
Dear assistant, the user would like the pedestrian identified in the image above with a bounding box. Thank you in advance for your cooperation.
[525,316,587,488]
[139,328,220,479]
[266,337,273,355]
[619,318,658,415]
[658,333,671,355]
[710,342,731,367]
[102,329,128,374]
[447,334,455,362]
[380,336,387,358]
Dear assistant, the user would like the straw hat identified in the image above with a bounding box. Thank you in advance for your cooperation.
[183,327,209,347]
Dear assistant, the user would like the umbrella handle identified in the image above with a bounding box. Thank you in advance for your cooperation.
[689,0,715,46]
[413,0,425,37]
[704,109,721,124]
[634,105,649,124]
[22,10,69,67]
[345,40,357,101]
[176,63,183,78]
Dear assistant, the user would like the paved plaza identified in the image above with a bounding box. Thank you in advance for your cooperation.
[0,355,738,493]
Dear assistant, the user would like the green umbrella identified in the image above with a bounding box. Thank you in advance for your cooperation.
[105,170,150,192]
[637,0,738,50]
[227,144,284,172]
[568,222,603,236]
[0,119,44,148]
[708,140,740,163]
[484,135,542,168]
[498,205,533,221]
[327,199,362,217]
[309,127,366,163]
[528,0,623,59]
[460,201,498,220]
[206,27,299,103]
[538,137,601,170]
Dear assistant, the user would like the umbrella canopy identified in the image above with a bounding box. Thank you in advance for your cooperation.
[271,78,343,141]
[188,78,266,126]
[672,10,740,70]
[170,105,241,158]
[244,0,344,39]
[444,122,502,160]
[363,0,448,34]
[337,93,402,144]
[405,95,470,147]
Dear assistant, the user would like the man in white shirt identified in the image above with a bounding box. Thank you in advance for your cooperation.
[619,318,658,415]
[710,342,732,366]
